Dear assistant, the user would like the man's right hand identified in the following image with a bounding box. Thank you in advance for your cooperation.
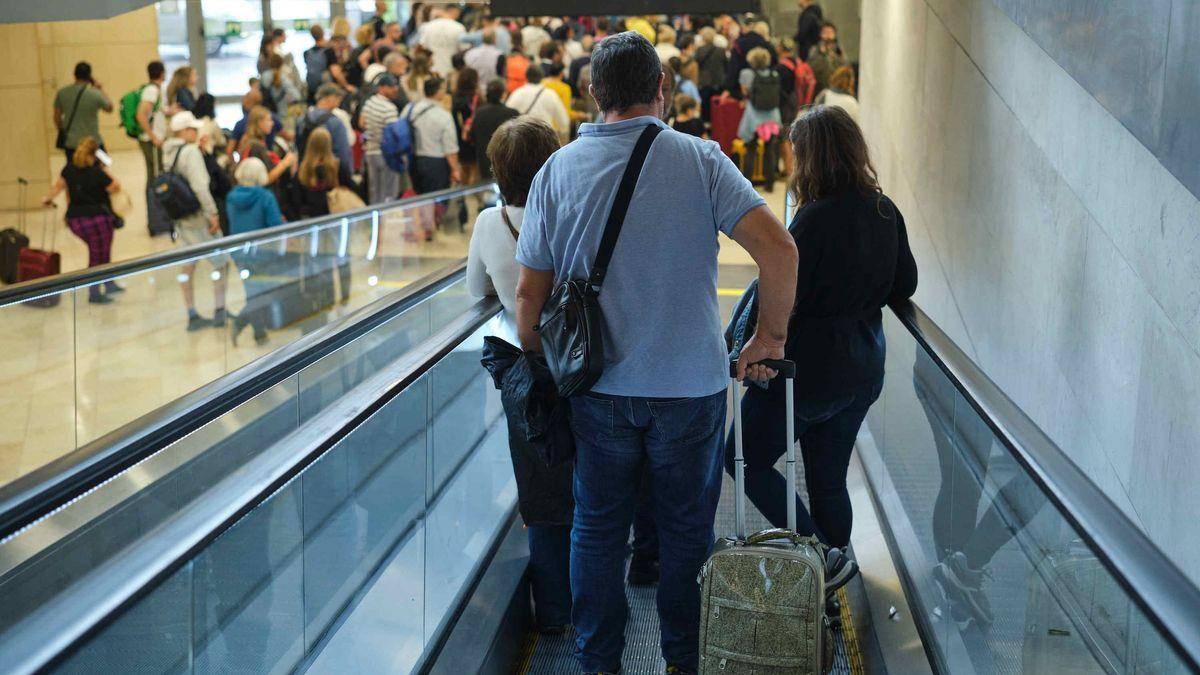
[736,332,786,382]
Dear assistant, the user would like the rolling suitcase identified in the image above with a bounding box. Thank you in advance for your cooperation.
[710,95,744,156]
[698,359,833,674]
[1,177,32,284]
[16,205,62,307]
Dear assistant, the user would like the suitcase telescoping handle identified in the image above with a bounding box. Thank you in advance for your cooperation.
[730,358,796,541]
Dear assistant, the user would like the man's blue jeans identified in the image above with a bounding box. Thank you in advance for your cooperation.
[568,390,726,673]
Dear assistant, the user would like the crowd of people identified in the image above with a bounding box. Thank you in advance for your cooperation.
[39,4,909,673]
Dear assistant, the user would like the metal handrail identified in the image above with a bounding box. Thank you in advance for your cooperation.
[0,297,503,674]
[891,299,1200,671]
[0,182,495,307]
[0,261,469,543]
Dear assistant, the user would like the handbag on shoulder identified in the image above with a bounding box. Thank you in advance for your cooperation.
[536,124,661,398]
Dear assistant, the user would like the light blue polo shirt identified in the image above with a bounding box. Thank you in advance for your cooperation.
[516,116,765,398]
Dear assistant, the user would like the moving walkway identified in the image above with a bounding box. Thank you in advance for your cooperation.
[0,191,1197,674]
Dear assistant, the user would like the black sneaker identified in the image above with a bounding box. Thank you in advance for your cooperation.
[212,308,227,328]
[627,554,659,586]
[187,314,214,331]
[87,293,113,305]
[104,281,125,294]
[933,551,994,625]
[824,547,859,596]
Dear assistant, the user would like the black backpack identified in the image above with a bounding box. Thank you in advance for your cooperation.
[150,146,202,220]
[296,109,333,159]
[351,72,386,130]
[749,69,782,110]
[259,81,277,112]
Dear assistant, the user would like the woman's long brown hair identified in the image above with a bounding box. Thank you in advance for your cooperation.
[787,104,880,206]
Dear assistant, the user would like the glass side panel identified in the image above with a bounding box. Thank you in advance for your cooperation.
[0,185,494,493]
[0,376,299,640]
[46,311,515,674]
[861,310,1191,674]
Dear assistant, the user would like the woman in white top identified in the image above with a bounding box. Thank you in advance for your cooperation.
[813,65,861,123]
[467,116,561,313]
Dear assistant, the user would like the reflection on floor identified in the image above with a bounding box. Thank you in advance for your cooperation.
[0,158,485,487]
[0,145,784,497]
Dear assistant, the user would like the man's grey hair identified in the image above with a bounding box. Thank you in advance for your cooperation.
[589,31,662,113]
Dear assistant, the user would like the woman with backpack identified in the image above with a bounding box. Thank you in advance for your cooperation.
[294,126,341,219]
[260,54,302,118]
[40,136,123,304]
[736,47,782,142]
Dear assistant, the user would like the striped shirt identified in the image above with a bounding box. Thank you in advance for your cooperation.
[362,94,399,155]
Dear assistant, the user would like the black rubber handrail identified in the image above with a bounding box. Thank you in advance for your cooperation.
[890,299,1200,672]
[0,182,494,307]
[0,298,503,674]
[0,261,469,543]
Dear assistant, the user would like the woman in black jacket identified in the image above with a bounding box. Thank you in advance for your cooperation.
[725,105,917,589]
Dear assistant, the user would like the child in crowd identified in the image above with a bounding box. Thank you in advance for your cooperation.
[671,94,706,138]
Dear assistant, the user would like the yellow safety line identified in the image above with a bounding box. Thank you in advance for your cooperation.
[717,287,745,297]
[838,587,866,675]
[514,628,540,675]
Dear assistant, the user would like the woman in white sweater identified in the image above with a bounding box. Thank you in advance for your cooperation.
[466,116,561,313]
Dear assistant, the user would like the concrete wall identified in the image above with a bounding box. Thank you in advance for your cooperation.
[0,6,159,210]
[858,0,1200,583]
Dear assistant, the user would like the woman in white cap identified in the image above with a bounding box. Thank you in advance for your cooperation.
[161,110,230,332]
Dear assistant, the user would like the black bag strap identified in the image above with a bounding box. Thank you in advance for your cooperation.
[523,87,546,115]
[63,84,87,136]
[587,123,662,290]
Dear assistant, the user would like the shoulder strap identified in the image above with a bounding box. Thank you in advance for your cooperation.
[63,85,87,135]
[523,87,545,115]
[500,205,518,240]
[587,124,662,290]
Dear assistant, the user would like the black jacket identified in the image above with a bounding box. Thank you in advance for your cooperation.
[785,190,917,400]
[795,5,825,61]
[481,337,574,527]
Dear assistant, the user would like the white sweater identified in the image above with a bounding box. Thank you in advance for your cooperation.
[466,205,523,313]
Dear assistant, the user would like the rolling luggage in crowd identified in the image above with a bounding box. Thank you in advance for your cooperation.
[732,137,782,190]
[709,95,744,156]
[698,359,833,674]
[1,178,32,284]
[16,204,62,308]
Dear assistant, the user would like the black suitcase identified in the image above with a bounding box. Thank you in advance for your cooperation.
[146,184,175,238]
[1,178,31,284]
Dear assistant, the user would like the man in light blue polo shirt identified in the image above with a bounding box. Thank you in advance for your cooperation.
[514,31,799,675]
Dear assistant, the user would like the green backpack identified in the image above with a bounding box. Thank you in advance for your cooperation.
[119,85,156,139]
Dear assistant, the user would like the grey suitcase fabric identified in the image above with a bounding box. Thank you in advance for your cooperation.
[698,361,833,674]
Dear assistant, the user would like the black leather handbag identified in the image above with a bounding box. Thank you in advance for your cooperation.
[536,124,662,398]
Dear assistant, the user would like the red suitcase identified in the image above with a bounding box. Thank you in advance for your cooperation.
[17,206,61,308]
[709,94,744,156]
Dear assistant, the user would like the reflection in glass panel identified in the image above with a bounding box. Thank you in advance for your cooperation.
[302,378,427,651]
[0,293,74,488]
[192,483,304,672]
[54,561,194,674]
[864,311,1190,673]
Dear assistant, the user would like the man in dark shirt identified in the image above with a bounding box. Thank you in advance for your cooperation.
[795,0,825,61]
[469,80,519,180]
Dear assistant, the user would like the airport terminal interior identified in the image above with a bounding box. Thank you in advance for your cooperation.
[0,1,1198,673]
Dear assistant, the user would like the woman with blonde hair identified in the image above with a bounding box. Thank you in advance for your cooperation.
[404,51,433,102]
[237,105,297,185]
[167,65,198,113]
[294,126,341,218]
[40,136,123,302]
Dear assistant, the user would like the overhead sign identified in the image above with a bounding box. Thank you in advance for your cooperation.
[293,19,310,31]
[224,20,241,37]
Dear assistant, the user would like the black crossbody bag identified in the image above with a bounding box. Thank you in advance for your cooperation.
[536,124,661,398]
